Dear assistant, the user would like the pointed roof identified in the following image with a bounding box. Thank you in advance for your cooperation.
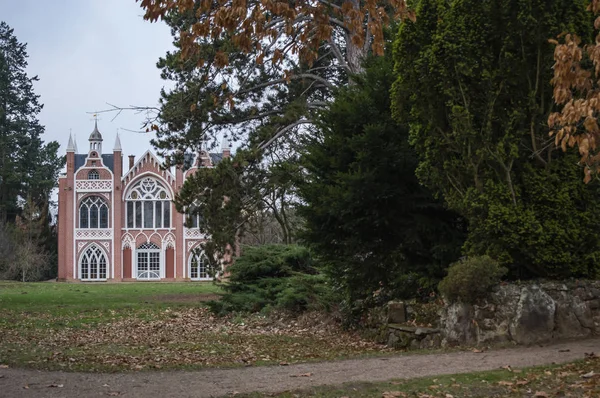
[74,136,78,153]
[66,134,75,152]
[89,120,103,141]
[113,132,122,151]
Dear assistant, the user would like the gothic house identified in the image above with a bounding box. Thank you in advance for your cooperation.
[57,122,230,281]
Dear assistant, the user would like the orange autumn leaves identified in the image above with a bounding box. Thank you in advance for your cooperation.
[549,0,600,182]
[138,0,414,68]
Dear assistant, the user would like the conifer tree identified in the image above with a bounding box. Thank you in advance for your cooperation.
[0,22,63,279]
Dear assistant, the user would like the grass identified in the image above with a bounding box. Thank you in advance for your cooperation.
[0,280,222,312]
[237,357,600,397]
[0,281,387,372]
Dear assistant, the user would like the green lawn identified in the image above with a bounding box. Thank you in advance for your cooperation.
[0,281,386,372]
[0,280,222,312]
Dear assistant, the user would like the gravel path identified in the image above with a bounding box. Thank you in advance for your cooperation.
[1,338,599,398]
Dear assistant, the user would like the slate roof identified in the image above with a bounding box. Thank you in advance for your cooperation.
[74,154,118,174]
[210,153,223,165]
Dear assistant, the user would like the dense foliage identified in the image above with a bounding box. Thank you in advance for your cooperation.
[0,22,63,280]
[438,256,507,304]
[208,245,338,315]
[549,0,600,181]
[298,47,465,312]
[392,0,600,279]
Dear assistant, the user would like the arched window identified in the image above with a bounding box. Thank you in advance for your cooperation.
[88,169,99,180]
[185,203,202,229]
[137,242,160,279]
[79,196,109,228]
[125,177,171,229]
[80,245,107,280]
[190,250,210,280]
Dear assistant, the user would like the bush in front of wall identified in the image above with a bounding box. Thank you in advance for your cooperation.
[438,255,507,304]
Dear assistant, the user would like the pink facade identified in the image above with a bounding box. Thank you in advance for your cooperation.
[57,122,230,282]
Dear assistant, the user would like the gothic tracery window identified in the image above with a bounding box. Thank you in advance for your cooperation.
[190,250,210,280]
[185,203,202,229]
[126,177,171,229]
[80,245,107,280]
[79,195,108,228]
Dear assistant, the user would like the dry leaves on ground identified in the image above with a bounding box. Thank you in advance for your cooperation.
[0,308,390,371]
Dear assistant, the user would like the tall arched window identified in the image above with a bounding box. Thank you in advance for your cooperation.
[190,250,210,280]
[79,196,109,228]
[88,169,99,180]
[185,203,202,229]
[80,245,107,280]
[125,177,171,229]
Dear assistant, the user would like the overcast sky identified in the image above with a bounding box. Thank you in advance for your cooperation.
[2,0,175,164]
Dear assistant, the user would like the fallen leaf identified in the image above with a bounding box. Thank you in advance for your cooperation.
[23,385,29,390]
[0,365,8,369]
[472,348,484,353]
[581,371,595,378]
[534,392,549,397]
[501,365,512,372]
[290,372,312,378]
[382,392,406,398]
[445,394,454,398]
[279,362,289,366]
[498,381,514,386]
[47,384,64,388]
[516,380,529,386]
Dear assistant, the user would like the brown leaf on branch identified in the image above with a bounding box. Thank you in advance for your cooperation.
[138,0,412,69]
[549,0,600,181]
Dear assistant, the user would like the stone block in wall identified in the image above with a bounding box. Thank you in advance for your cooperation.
[440,302,476,345]
[509,286,555,345]
[387,301,407,324]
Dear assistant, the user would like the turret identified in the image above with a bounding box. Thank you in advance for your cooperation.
[88,120,103,155]
[222,134,231,159]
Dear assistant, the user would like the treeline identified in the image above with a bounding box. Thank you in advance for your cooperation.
[0,22,63,281]
[150,0,600,317]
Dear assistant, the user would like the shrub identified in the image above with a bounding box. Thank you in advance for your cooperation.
[438,256,507,303]
[207,244,339,315]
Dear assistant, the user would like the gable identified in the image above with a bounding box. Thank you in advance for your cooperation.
[75,154,117,173]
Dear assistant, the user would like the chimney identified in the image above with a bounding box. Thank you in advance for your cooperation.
[128,155,135,170]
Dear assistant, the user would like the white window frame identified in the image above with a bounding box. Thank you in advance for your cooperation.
[79,245,108,281]
[136,242,162,280]
[88,169,100,180]
[189,250,211,281]
[79,195,109,228]
[125,177,172,229]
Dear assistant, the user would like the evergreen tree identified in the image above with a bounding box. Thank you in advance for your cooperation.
[392,0,600,279]
[0,22,63,279]
[298,47,465,310]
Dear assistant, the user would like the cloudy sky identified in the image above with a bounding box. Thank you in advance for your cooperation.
[2,0,175,163]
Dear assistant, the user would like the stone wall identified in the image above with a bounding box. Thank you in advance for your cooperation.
[440,280,600,346]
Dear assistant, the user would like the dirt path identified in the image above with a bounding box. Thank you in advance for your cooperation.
[1,338,599,398]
